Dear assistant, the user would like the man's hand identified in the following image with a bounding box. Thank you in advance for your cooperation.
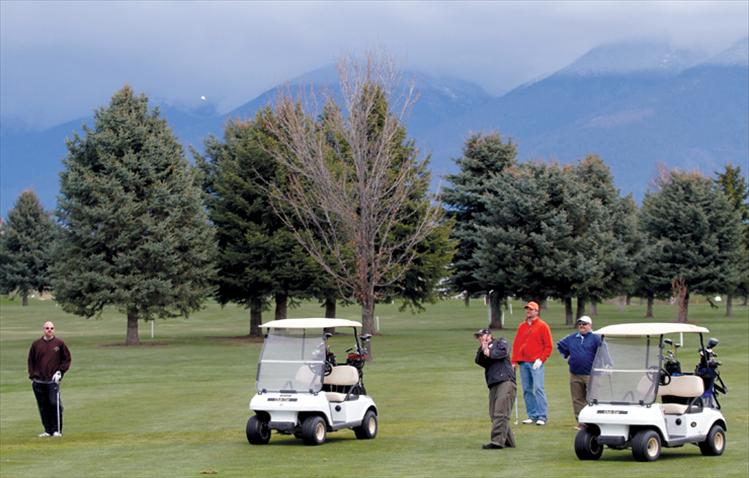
[52,371,62,383]
[532,359,542,370]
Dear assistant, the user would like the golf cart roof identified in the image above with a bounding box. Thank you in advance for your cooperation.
[260,318,362,329]
[595,322,709,336]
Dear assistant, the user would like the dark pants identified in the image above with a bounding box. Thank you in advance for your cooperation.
[488,380,516,448]
[569,373,590,421]
[32,381,63,434]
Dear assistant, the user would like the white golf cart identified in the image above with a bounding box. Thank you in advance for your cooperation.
[575,322,727,462]
[246,318,378,446]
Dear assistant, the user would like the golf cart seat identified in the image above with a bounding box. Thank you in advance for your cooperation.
[323,365,359,402]
[658,375,704,415]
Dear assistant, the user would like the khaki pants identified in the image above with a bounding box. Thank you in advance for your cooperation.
[488,380,516,447]
[570,373,590,420]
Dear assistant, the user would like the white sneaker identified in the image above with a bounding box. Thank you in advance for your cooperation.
[522,418,535,425]
[52,432,62,437]
[38,432,50,437]
[536,419,546,426]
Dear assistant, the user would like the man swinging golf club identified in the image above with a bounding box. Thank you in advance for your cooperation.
[28,321,71,437]
[474,328,517,449]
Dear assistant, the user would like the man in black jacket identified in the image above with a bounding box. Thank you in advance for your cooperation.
[474,328,516,449]
[28,321,71,437]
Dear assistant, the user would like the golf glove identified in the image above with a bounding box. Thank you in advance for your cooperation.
[532,359,542,370]
[52,371,62,383]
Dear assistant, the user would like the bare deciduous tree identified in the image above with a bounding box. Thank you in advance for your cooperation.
[261,54,443,335]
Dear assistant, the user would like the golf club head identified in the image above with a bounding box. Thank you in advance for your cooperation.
[706,337,719,349]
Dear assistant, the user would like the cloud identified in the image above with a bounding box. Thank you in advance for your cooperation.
[1,1,747,128]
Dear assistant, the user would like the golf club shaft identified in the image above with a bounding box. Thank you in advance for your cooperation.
[56,383,61,435]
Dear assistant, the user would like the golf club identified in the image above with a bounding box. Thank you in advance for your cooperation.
[56,382,61,436]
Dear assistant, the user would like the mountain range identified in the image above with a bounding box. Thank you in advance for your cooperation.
[1,37,747,217]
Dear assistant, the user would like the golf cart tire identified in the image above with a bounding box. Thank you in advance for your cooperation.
[574,429,603,460]
[632,430,661,462]
[246,416,271,445]
[302,416,327,446]
[354,409,378,439]
[699,424,726,456]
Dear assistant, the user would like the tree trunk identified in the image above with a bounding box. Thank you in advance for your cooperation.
[725,295,733,317]
[464,293,470,308]
[275,292,288,321]
[645,292,654,318]
[21,291,29,306]
[361,296,375,359]
[324,295,336,318]
[677,290,690,323]
[361,296,375,337]
[742,294,747,306]
[249,300,262,337]
[672,278,689,323]
[625,295,632,306]
[489,291,503,330]
[126,308,140,345]
[323,295,337,335]
[590,301,598,316]
[576,297,586,321]
[564,296,573,326]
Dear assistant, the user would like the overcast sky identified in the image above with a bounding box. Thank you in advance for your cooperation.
[1,0,747,129]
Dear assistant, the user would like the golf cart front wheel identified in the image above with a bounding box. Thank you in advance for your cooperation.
[302,416,327,445]
[699,424,726,456]
[574,429,602,460]
[246,416,271,445]
[354,410,378,439]
[632,430,661,461]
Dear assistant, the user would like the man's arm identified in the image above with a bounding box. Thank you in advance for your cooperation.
[59,342,72,375]
[539,322,553,362]
[557,335,570,358]
[27,343,35,379]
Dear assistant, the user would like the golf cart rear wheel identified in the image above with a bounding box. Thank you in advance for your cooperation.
[302,416,326,445]
[632,430,661,461]
[574,429,602,460]
[354,410,378,439]
[246,416,271,445]
[699,424,726,456]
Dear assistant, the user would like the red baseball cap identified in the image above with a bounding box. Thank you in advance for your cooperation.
[524,301,539,311]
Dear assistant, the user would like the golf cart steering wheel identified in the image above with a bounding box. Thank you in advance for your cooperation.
[323,361,333,376]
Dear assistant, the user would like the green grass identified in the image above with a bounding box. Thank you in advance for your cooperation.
[1,297,747,477]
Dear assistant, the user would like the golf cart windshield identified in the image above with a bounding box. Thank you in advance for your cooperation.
[256,329,326,394]
[588,336,661,405]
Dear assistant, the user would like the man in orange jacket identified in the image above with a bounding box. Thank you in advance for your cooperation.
[512,301,553,425]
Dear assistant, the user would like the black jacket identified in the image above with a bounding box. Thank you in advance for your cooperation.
[475,337,515,388]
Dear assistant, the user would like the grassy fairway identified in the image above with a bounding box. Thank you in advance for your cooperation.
[1,297,747,477]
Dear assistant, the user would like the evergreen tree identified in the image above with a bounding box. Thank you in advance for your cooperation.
[54,85,215,345]
[476,157,635,326]
[477,161,586,324]
[640,171,743,322]
[571,156,638,319]
[442,133,516,327]
[197,116,323,336]
[0,190,56,305]
[714,164,749,313]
